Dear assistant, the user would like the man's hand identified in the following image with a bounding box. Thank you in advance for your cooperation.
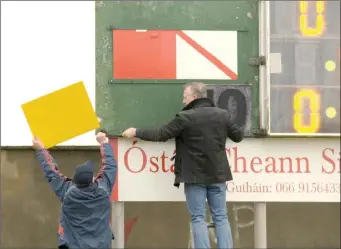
[122,128,136,139]
[96,131,108,144]
[32,136,44,150]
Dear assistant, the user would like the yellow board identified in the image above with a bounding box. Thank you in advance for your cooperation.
[21,81,99,149]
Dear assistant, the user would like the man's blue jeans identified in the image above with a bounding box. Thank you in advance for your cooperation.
[184,183,233,249]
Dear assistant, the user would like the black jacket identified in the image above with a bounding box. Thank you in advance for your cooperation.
[136,98,244,186]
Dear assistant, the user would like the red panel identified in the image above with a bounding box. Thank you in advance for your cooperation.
[337,48,340,88]
[125,216,139,243]
[113,30,176,79]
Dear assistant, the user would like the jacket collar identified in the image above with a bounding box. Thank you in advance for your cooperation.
[182,98,215,111]
[76,181,98,191]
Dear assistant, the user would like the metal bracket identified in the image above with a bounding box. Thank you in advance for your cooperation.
[251,128,268,137]
[249,56,266,66]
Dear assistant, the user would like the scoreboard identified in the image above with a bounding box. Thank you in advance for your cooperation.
[269,1,340,136]
[96,1,260,136]
[96,1,338,137]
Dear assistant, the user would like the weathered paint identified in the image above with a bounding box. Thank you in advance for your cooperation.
[96,1,259,136]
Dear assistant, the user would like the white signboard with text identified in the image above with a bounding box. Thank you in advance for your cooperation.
[115,138,340,202]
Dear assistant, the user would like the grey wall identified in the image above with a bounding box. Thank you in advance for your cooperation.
[1,149,340,248]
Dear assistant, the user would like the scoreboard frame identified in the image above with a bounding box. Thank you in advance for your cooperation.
[262,0,340,137]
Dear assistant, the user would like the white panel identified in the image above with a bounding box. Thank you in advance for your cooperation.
[269,53,282,74]
[117,138,340,202]
[176,31,238,80]
[184,31,238,74]
[1,1,96,146]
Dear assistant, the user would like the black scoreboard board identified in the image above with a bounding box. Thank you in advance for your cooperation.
[269,1,340,135]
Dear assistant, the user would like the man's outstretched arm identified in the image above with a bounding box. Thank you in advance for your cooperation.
[122,113,190,142]
[33,137,72,201]
[35,148,73,201]
[94,132,117,195]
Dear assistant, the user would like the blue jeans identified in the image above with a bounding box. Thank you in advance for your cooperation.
[184,183,233,249]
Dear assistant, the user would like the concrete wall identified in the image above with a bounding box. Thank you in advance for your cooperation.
[1,149,340,248]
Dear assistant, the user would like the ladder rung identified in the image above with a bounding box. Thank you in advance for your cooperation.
[207,222,215,228]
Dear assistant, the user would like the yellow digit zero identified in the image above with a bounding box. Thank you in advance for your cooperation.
[293,89,321,133]
[299,1,325,37]
[21,81,100,149]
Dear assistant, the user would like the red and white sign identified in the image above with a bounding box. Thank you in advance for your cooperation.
[110,138,340,202]
[113,30,238,80]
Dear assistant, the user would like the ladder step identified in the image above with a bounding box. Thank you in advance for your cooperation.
[207,222,215,228]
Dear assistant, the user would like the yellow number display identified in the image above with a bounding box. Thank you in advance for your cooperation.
[293,89,321,133]
[299,1,325,37]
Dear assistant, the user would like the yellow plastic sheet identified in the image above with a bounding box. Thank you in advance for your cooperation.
[21,81,99,148]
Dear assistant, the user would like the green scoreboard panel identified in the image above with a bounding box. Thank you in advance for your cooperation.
[96,1,260,137]
[269,1,340,136]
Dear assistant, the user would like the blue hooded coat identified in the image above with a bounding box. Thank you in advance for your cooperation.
[36,142,117,249]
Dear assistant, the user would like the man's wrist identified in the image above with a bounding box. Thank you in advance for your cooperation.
[135,128,140,138]
[100,138,109,145]
[35,148,45,155]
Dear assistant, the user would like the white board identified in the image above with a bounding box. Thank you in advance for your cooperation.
[115,138,340,202]
[1,1,96,146]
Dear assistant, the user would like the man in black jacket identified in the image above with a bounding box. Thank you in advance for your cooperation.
[122,82,243,249]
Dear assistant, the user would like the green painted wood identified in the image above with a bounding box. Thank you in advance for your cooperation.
[96,0,259,136]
